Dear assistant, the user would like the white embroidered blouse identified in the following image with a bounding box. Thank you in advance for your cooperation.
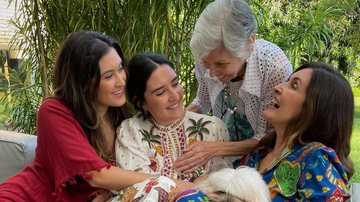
[115,111,232,181]
[191,39,293,140]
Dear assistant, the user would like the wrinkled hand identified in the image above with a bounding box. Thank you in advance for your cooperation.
[173,141,217,174]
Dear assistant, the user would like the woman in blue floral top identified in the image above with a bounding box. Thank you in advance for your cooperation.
[241,62,354,201]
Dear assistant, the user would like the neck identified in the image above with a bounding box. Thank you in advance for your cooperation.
[152,109,185,127]
[272,125,287,154]
[237,60,247,78]
[97,106,108,119]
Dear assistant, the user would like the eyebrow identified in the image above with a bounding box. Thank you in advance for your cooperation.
[290,77,302,85]
[150,76,178,94]
[100,63,122,77]
[215,61,230,65]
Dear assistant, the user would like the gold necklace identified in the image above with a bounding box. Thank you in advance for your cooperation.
[261,147,291,174]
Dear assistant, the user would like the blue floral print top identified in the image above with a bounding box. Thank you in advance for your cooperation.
[241,142,351,202]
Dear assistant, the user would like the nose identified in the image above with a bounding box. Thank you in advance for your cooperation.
[274,83,283,94]
[115,71,126,87]
[168,87,180,101]
[207,65,219,78]
[209,67,216,77]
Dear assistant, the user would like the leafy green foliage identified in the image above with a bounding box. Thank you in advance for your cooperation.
[350,96,360,182]
[2,0,359,134]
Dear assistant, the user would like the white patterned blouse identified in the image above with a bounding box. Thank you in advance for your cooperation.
[191,39,293,141]
[115,111,232,182]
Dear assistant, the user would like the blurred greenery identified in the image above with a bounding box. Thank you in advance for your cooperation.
[350,96,360,182]
[1,0,359,135]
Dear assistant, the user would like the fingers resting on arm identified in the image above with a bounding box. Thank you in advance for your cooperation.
[186,104,202,114]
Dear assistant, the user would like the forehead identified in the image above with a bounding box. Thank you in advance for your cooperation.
[203,45,233,62]
[290,68,313,85]
[99,48,121,71]
[146,64,177,87]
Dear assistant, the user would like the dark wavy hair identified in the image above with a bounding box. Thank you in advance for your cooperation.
[258,62,354,178]
[125,53,174,119]
[53,31,132,162]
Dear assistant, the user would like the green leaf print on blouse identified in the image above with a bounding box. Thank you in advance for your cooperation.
[140,127,162,156]
[186,118,211,141]
[274,161,300,197]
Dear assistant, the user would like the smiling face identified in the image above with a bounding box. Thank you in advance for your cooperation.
[202,45,247,83]
[97,47,126,114]
[263,68,313,128]
[142,64,185,126]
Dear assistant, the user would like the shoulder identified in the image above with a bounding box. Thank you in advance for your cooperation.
[294,142,342,167]
[185,111,227,131]
[38,98,73,120]
[117,114,152,134]
[186,111,222,123]
[250,39,292,78]
[253,39,291,65]
[40,98,67,111]
[254,39,285,55]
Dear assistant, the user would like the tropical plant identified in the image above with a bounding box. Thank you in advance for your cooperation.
[3,0,211,134]
[3,0,359,134]
[140,127,161,148]
[186,118,211,141]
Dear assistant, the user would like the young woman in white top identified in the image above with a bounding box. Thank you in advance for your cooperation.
[115,53,231,183]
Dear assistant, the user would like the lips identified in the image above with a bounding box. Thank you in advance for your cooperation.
[217,74,225,79]
[167,102,180,109]
[272,98,280,109]
[112,89,123,95]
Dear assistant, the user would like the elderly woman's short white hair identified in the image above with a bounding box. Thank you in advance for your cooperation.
[195,167,270,202]
[190,0,257,59]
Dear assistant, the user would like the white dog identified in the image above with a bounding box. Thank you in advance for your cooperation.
[194,166,270,202]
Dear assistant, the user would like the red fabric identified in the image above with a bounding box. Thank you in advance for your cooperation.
[0,98,110,201]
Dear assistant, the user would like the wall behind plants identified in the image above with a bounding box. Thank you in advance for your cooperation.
[3,0,360,134]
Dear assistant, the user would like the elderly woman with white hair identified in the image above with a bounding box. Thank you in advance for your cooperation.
[174,0,293,172]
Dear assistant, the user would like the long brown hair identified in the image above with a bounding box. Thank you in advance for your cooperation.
[258,62,354,178]
[53,31,132,162]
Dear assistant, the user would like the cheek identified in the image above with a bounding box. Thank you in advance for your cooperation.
[121,71,127,80]
[288,99,304,116]
[224,65,238,75]
[178,87,184,95]
[147,97,164,109]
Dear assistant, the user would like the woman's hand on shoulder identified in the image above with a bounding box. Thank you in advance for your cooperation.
[173,141,219,174]
[186,104,202,113]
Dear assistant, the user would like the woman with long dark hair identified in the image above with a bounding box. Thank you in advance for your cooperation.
[0,31,191,202]
[243,62,354,201]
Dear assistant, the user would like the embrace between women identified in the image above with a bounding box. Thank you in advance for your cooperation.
[0,0,355,201]
[0,31,265,202]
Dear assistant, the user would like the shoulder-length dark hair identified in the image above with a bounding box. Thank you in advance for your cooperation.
[258,62,354,178]
[125,53,174,119]
[53,31,132,161]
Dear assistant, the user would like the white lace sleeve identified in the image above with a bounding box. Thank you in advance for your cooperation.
[191,61,212,114]
[254,43,293,140]
[207,116,233,171]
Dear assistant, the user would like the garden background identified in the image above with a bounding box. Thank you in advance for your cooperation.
[0,0,359,182]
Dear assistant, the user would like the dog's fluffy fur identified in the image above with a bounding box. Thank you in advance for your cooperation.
[195,166,270,202]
